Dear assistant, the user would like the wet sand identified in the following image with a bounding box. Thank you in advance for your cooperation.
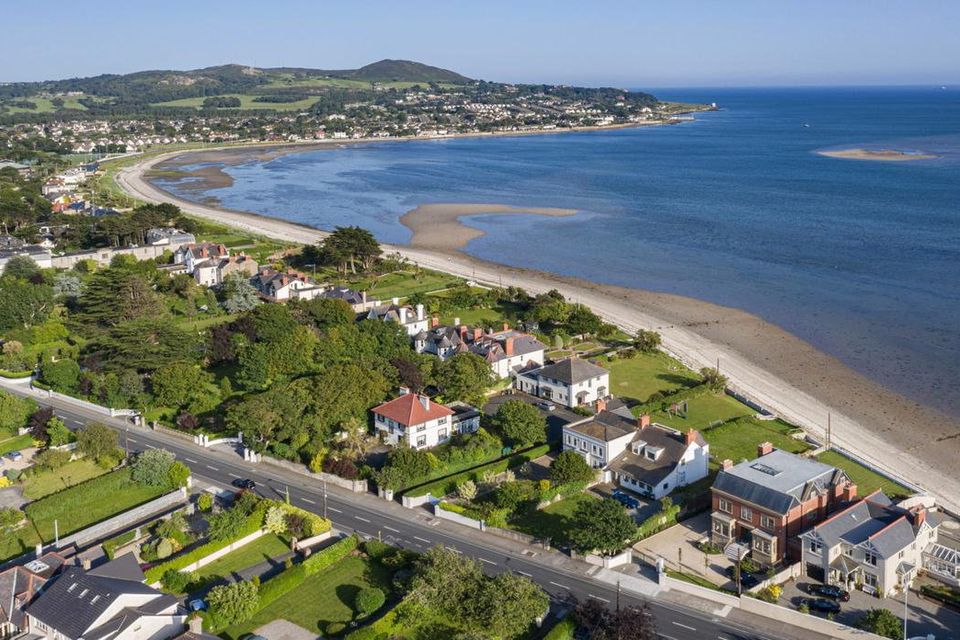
[817,148,938,161]
[116,149,960,514]
[400,203,577,250]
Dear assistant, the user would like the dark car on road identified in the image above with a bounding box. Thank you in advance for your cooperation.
[231,478,256,490]
[724,566,760,589]
[808,584,850,602]
[800,598,842,614]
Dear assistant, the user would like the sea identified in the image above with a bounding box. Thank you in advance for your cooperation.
[153,87,960,419]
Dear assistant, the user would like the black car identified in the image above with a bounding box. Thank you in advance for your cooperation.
[800,598,841,614]
[231,478,256,490]
[724,566,760,589]
[809,584,850,602]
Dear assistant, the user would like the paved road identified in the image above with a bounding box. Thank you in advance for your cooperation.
[5,385,831,640]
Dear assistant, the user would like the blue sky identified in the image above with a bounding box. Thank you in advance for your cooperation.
[2,0,958,86]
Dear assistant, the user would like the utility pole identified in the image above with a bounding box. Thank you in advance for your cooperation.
[903,583,909,640]
[616,577,622,611]
[827,412,832,449]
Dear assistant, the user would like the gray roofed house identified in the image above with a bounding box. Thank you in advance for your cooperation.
[515,357,610,409]
[320,286,373,312]
[0,553,67,637]
[25,553,185,640]
[802,490,941,597]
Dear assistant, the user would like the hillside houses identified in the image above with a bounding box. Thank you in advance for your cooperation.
[413,321,546,378]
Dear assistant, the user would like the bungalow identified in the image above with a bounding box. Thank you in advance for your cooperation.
[710,445,857,568]
[801,491,939,597]
[367,299,429,336]
[515,357,609,408]
[372,390,479,450]
[562,411,709,498]
[414,321,546,378]
[25,553,186,640]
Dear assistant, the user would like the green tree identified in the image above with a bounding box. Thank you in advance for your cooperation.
[475,572,549,639]
[221,273,261,313]
[40,358,81,393]
[320,226,381,274]
[355,587,386,617]
[207,506,248,541]
[493,399,546,447]
[699,367,728,393]
[33,448,72,471]
[436,353,493,407]
[633,329,662,353]
[566,304,602,336]
[294,297,355,328]
[151,361,211,408]
[857,608,903,640]
[550,450,596,485]
[168,461,191,488]
[568,498,635,555]
[0,507,25,534]
[457,479,478,500]
[46,417,72,447]
[94,318,197,373]
[207,580,259,626]
[529,289,569,325]
[264,505,287,535]
[2,255,41,280]
[0,390,36,433]
[76,422,120,464]
[408,546,483,613]
[0,279,54,330]
[130,448,176,486]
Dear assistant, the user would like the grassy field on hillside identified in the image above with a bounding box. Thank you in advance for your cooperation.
[152,94,320,111]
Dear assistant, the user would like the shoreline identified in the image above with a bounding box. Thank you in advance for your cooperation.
[116,148,960,514]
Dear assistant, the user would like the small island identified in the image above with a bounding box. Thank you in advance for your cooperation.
[817,147,938,162]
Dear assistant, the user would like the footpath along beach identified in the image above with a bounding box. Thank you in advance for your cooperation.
[116,150,960,514]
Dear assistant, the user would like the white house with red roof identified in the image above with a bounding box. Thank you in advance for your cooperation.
[372,390,476,449]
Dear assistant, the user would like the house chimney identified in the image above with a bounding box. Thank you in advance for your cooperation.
[841,483,858,502]
[392,297,400,305]
[35,543,43,559]
[685,429,697,446]
[596,397,607,413]
[399,386,411,396]
[721,459,734,471]
[473,327,483,342]
[505,337,515,356]
[459,325,468,341]
[757,442,774,457]
[638,414,651,428]
[419,395,430,411]
[416,304,425,320]
[188,614,204,634]
[454,317,461,327]
[914,508,927,528]
[431,315,441,328]
[82,557,91,571]
[502,322,510,332]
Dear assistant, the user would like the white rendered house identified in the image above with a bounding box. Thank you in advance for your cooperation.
[515,357,609,408]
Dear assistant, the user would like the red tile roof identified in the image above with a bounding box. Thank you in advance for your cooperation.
[373,393,453,427]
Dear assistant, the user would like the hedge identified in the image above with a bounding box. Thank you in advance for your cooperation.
[345,608,400,640]
[0,370,33,379]
[103,529,138,560]
[256,564,307,610]
[636,503,681,540]
[30,380,51,391]
[144,503,267,583]
[921,584,960,609]
[405,444,552,498]
[544,615,576,640]
[303,534,358,575]
[275,502,330,537]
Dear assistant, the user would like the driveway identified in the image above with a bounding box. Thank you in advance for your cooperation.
[781,577,960,639]
[632,512,734,587]
[253,619,319,640]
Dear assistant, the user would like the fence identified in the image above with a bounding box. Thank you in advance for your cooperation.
[54,487,188,550]
[432,503,484,531]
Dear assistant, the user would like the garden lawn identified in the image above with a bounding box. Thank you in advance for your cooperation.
[601,352,699,406]
[0,526,43,564]
[21,458,111,500]
[221,555,393,639]
[650,393,754,430]
[815,450,912,499]
[438,306,505,327]
[25,467,169,542]
[195,533,291,582]
[508,493,598,546]
[0,433,34,456]
[701,418,811,468]
[354,270,463,300]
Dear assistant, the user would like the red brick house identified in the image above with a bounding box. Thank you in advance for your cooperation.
[710,443,857,567]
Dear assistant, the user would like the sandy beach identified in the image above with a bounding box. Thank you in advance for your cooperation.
[116,149,960,514]
[817,147,939,161]
[400,204,577,251]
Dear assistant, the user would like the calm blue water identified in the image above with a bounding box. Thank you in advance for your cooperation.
[157,87,960,417]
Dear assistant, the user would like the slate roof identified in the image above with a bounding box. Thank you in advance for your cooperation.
[0,553,66,629]
[567,410,636,442]
[525,357,607,385]
[372,393,453,427]
[25,560,161,640]
[321,286,366,306]
[809,491,940,559]
[608,424,706,486]
[713,449,847,515]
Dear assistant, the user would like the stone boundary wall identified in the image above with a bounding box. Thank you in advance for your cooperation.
[294,531,333,551]
[55,487,188,550]
[260,455,367,493]
[401,493,434,509]
[432,504,484,530]
[179,528,266,573]
[30,383,137,418]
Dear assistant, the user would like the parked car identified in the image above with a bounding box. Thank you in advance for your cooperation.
[4,451,22,462]
[612,489,640,509]
[536,401,556,412]
[808,584,850,602]
[188,599,206,612]
[231,478,256,490]
[724,565,760,589]
[800,598,842,614]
